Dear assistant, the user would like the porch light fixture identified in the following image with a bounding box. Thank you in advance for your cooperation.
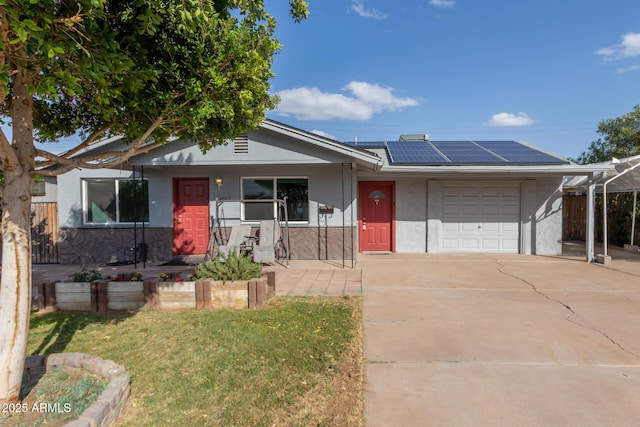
[215,177,223,188]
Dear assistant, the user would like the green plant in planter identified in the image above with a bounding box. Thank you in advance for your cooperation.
[71,266,102,282]
[193,250,262,282]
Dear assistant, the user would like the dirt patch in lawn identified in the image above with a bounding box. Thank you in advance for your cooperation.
[1,366,108,427]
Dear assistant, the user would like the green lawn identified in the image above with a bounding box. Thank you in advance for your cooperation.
[26,296,363,426]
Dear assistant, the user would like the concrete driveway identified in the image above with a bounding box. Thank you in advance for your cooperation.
[360,253,640,426]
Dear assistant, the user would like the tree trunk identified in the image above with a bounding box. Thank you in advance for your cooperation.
[0,172,33,403]
[0,68,35,403]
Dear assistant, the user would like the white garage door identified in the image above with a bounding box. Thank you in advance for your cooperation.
[441,182,520,253]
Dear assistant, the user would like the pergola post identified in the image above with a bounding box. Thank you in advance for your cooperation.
[631,191,637,247]
[586,179,596,262]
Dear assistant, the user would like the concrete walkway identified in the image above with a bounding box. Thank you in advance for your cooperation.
[359,253,640,426]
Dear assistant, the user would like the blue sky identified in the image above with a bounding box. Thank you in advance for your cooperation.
[265,0,640,158]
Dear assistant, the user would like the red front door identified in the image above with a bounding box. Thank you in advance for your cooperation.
[173,178,210,255]
[359,181,394,252]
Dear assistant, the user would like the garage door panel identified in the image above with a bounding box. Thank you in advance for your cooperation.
[481,239,499,250]
[443,186,461,197]
[463,205,480,215]
[502,222,519,232]
[443,222,461,232]
[441,182,520,254]
[482,205,500,215]
[443,204,460,215]
[461,239,480,250]
[442,238,460,250]
[501,239,519,250]
[461,222,480,232]
[482,186,500,197]
[482,223,500,232]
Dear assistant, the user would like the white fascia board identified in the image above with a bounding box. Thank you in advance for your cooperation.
[379,164,608,175]
[260,120,383,170]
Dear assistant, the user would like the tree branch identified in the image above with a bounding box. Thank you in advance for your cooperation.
[0,126,19,169]
[35,116,165,176]
[61,125,110,158]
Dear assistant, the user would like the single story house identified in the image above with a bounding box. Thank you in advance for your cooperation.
[53,119,599,264]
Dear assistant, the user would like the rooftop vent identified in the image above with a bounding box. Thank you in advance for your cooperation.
[233,134,249,155]
[399,133,429,142]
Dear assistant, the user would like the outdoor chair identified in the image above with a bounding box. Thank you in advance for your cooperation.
[217,225,252,259]
[252,220,279,264]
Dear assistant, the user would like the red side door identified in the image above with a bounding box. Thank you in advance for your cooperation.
[173,178,210,255]
[359,181,394,252]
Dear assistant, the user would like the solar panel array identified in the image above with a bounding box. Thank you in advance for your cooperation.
[343,140,387,148]
[474,141,566,164]
[431,141,505,164]
[349,139,568,165]
[386,141,447,164]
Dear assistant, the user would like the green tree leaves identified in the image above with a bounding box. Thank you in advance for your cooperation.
[576,105,640,164]
[1,0,307,154]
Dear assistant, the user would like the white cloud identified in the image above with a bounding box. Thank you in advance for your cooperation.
[484,112,535,127]
[617,64,640,74]
[351,0,388,20]
[597,32,640,61]
[310,129,336,140]
[430,0,456,8]
[275,81,420,121]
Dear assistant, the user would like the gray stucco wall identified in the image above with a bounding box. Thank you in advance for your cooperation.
[55,163,360,262]
[57,164,358,229]
[396,179,427,252]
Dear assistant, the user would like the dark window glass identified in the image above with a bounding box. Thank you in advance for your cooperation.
[85,179,149,223]
[243,179,275,221]
[277,179,309,221]
[242,178,309,221]
[119,180,149,222]
[86,180,116,223]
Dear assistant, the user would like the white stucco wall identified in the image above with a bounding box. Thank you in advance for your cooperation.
[534,177,564,255]
[395,179,427,252]
[31,176,58,204]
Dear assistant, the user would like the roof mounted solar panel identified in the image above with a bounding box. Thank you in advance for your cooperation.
[431,141,506,164]
[386,141,448,164]
[476,141,569,164]
[342,140,387,148]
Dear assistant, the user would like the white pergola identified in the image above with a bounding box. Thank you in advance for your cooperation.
[564,154,640,262]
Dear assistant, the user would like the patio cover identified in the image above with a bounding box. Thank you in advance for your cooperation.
[564,154,640,193]
[564,154,640,260]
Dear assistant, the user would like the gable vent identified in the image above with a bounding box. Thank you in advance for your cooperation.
[233,135,249,155]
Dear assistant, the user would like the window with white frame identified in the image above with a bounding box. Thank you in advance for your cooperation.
[241,177,309,222]
[83,179,149,224]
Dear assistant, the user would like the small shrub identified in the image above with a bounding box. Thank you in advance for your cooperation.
[130,272,144,281]
[72,266,102,282]
[193,249,262,282]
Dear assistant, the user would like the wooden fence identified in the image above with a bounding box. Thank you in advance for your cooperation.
[562,194,586,241]
[30,202,59,263]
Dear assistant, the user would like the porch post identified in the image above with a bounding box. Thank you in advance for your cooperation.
[586,178,595,262]
[632,191,637,247]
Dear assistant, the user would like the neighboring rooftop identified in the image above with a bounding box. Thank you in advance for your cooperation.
[343,139,569,166]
